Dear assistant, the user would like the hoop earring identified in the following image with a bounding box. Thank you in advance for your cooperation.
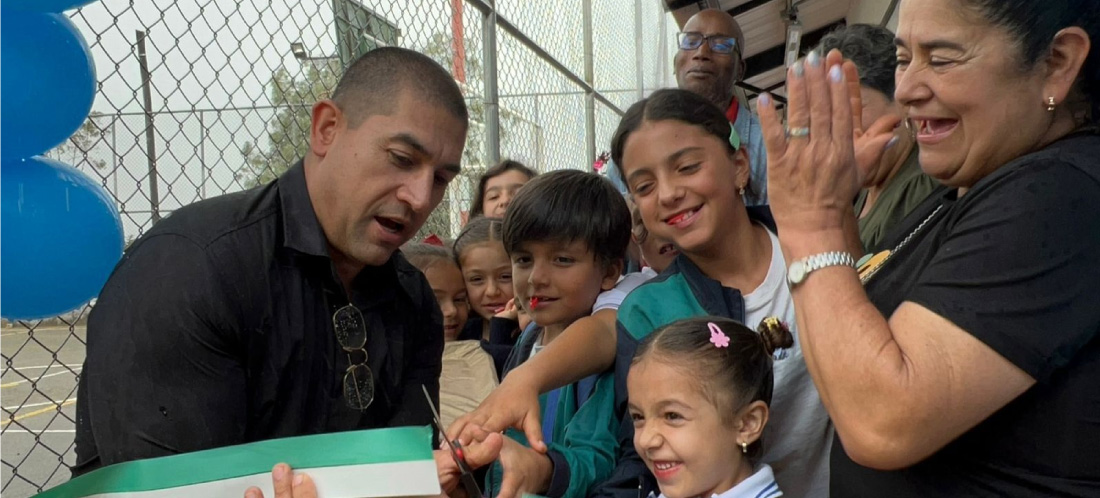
[1047,96,1057,112]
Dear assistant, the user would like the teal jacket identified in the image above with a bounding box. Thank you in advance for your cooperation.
[485,324,618,498]
[591,207,776,498]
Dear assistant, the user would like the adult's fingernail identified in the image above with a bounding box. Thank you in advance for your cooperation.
[829,65,843,82]
[792,61,804,78]
[293,474,304,487]
[807,50,821,67]
[273,464,287,482]
[760,93,771,106]
[885,136,900,150]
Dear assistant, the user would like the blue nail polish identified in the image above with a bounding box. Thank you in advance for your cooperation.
[807,50,821,67]
[885,135,900,150]
[792,61,804,78]
[829,65,843,82]
[760,93,771,106]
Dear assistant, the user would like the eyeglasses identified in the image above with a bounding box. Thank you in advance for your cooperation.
[677,32,740,56]
[333,304,374,410]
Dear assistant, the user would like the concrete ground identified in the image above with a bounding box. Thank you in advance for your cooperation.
[1,325,86,498]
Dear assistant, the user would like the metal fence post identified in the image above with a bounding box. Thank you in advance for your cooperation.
[136,30,160,224]
[111,116,119,196]
[199,111,206,199]
[634,0,645,100]
[583,0,595,165]
[482,1,500,166]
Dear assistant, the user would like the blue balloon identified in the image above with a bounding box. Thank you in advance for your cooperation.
[2,0,98,12]
[0,11,96,160]
[1,156,124,320]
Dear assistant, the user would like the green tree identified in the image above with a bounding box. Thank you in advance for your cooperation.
[418,32,530,240]
[237,31,530,240]
[56,112,111,169]
[238,61,340,187]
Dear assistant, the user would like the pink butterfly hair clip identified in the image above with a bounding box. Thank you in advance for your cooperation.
[708,322,730,348]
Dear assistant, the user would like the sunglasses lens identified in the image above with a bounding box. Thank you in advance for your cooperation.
[344,363,375,410]
[333,305,366,350]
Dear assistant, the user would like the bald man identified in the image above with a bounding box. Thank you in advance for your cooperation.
[601,9,769,205]
[674,8,768,206]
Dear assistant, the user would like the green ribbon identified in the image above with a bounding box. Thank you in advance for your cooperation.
[35,426,432,497]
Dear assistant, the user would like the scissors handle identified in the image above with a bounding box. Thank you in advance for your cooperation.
[450,439,474,472]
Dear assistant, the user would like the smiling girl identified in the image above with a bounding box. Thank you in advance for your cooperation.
[599,88,834,498]
[448,88,835,498]
[453,216,520,376]
[629,317,791,498]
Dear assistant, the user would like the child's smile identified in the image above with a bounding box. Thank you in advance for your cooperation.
[628,357,749,498]
[511,240,617,333]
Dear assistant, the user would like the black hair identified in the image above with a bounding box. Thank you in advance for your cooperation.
[452,216,505,264]
[331,46,469,127]
[469,159,538,218]
[610,89,754,197]
[816,24,898,100]
[402,242,457,273]
[502,169,630,268]
[632,316,793,460]
[960,0,1100,122]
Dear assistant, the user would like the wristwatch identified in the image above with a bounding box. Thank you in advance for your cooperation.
[787,251,856,287]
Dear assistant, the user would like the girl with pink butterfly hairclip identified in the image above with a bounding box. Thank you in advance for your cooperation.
[626,316,792,498]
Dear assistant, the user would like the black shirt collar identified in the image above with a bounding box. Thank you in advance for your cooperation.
[277,160,420,305]
[278,160,330,258]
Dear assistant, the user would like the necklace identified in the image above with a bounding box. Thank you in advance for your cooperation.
[858,204,944,284]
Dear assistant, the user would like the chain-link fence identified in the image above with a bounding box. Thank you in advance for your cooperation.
[0,1,677,496]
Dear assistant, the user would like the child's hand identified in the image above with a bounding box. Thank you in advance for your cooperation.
[494,298,520,321]
[437,427,504,496]
[244,464,316,498]
[495,436,553,498]
[448,368,548,454]
[516,304,532,332]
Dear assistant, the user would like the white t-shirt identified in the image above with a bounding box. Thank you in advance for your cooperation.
[741,228,833,498]
[593,267,658,313]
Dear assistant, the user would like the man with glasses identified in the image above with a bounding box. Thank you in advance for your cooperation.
[675,8,768,206]
[73,47,465,477]
[599,9,768,206]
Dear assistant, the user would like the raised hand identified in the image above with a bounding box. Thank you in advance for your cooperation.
[757,49,897,236]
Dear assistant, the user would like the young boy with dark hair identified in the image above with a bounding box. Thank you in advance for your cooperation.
[482,169,630,498]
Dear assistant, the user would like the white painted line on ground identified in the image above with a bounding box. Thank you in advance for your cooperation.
[2,397,78,411]
[1,327,82,337]
[1,429,76,434]
[1,363,84,371]
[1,368,83,388]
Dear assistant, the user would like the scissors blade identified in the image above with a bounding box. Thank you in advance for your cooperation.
[421,385,484,498]
[421,384,448,436]
[420,385,465,466]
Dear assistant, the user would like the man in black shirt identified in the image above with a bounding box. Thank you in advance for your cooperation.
[73,47,469,475]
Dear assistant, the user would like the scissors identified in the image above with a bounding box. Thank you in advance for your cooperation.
[422,385,484,498]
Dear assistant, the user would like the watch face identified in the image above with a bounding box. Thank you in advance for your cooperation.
[788,261,806,284]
